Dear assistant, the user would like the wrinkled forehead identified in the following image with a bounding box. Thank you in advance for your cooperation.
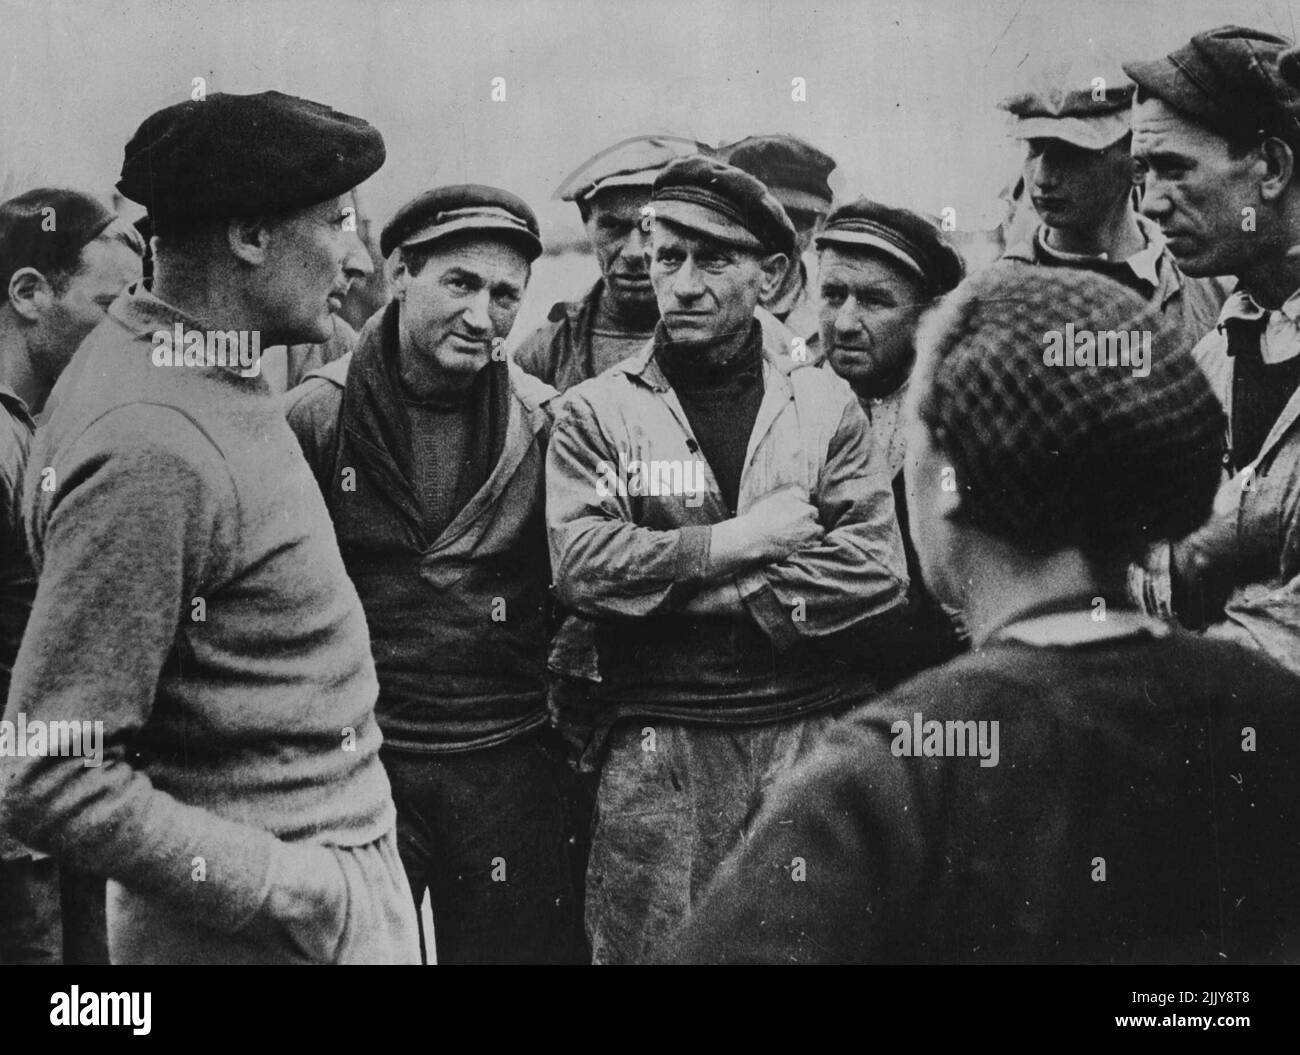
[818,244,923,291]
[585,185,653,221]
[1130,96,1223,157]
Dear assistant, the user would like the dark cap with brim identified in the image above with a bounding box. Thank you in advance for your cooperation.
[380,184,543,262]
[651,156,796,256]
[117,90,385,230]
[718,134,836,212]
[1123,25,1300,143]
[816,197,964,297]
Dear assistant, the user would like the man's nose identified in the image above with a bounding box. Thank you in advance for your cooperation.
[342,229,374,280]
[1138,176,1173,221]
[833,301,865,341]
[623,226,650,267]
[462,289,493,332]
[672,259,705,299]
[1029,153,1058,191]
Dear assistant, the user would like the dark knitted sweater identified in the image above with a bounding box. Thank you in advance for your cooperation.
[668,619,1300,962]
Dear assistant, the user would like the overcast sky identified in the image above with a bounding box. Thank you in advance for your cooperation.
[2,0,1297,240]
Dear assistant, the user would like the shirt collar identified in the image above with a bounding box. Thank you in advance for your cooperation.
[1215,285,1300,365]
[109,282,264,382]
[0,381,34,429]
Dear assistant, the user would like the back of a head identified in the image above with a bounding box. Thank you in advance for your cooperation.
[913,263,1225,561]
[0,187,117,296]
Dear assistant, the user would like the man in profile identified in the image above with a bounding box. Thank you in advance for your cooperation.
[1,91,418,964]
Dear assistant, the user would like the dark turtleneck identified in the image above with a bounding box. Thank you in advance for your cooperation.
[654,319,764,515]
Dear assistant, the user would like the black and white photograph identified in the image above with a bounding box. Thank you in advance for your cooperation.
[0,0,1297,1019]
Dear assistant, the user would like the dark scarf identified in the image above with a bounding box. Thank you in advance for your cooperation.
[339,300,510,541]
[653,317,762,383]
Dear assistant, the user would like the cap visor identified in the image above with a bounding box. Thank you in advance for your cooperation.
[814,231,927,282]
[772,188,832,214]
[651,200,766,252]
[1011,112,1131,149]
[400,216,543,261]
[572,168,660,203]
[1121,56,1199,119]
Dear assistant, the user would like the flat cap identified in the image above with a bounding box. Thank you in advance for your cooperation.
[555,135,708,204]
[718,134,836,213]
[650,156,796,256]
[916,264,1225,557]
[380,184,543,262]
[999,60,1135,149]
[118,90,385,230]
[1123,25,1300,145]
[815,197,964,297]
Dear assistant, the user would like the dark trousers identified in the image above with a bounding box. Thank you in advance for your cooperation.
[383,726,588,964]
[0,858,108,966]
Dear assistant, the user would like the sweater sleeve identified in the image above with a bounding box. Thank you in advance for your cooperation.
[1,404,283,935]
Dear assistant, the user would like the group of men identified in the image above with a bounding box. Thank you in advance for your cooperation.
[3,23,1300,965]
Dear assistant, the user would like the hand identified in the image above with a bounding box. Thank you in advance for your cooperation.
[740,485,823,562]
[263,842,349,962]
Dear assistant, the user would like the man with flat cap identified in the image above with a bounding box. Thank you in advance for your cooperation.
[286,185,586,964]
[998,58,1226,354]
[720,133,837,339]
[517,134,706,390]
[547,155,909,964]
[815,197,968,686]
[0,91,420,964]
[515,134,706,887]
[1124,26,1300,678]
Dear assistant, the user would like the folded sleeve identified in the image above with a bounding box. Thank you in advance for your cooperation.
[546,391,711,618]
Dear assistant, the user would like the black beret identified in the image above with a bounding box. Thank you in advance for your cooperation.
[380,184,543,262]
[117,90,385,230]
[650,156,796,256]
[718,134,836,212]
[815,197,964,297]
[1123,25,1300,146]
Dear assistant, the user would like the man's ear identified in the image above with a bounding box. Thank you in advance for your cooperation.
[226,217,274,266]
[758,251,790,301]
[7,267,54,322]
[1258,136,1295,201]
[388,251,410,301]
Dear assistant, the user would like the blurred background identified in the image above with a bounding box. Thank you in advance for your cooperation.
[1,0,1296,338]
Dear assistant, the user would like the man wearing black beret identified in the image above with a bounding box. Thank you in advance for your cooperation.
[1126,27,1300,678]
[2,91,420,963]
[287,185,587,964]
[547,156,910,963]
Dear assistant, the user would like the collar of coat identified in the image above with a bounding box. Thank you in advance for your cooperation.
[619,308,805,392]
